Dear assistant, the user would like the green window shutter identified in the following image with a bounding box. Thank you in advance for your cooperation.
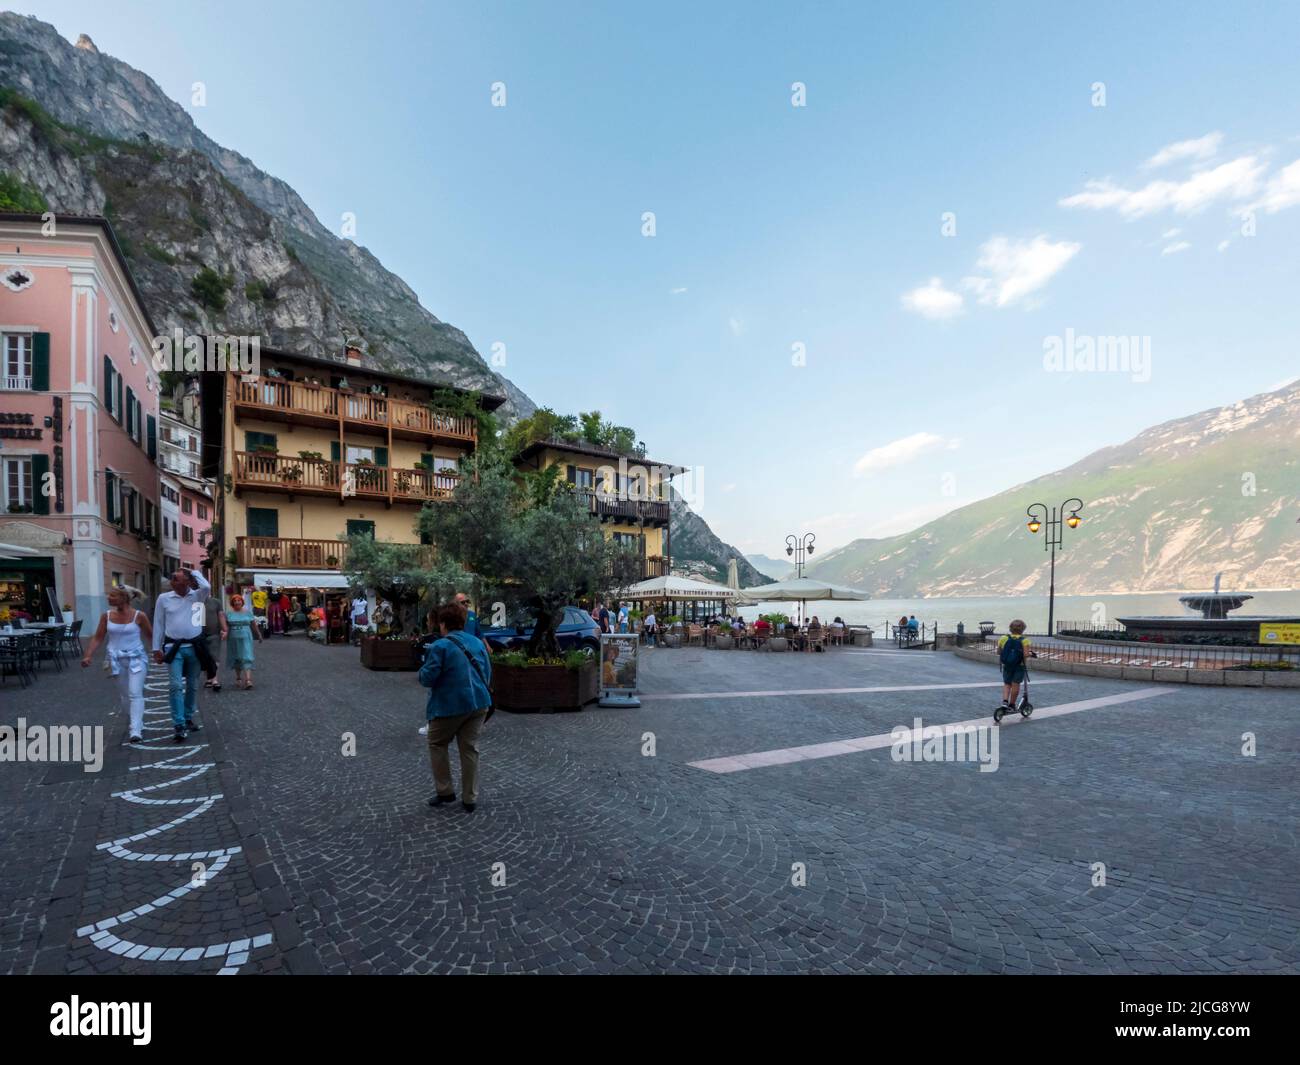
[32,454,50,515]
[246,507,279,538]
[567,464,576,482]
[105,470,118,523]
[125,386,135,438]
[103,356,112,411]
[115,373,124,424]
[147,415,157,460]
[375,446,388,468]
[330,440,340,462]
[420,452,433,469]
[31,333,50,391]
[127,490,139,533]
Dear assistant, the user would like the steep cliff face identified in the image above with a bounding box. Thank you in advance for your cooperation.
[807,382,1300,596]
[0,13,532,413]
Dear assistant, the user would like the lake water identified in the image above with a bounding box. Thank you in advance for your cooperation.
[737,590,1300,635]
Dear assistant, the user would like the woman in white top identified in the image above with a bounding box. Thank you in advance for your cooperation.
[81,586,154,744]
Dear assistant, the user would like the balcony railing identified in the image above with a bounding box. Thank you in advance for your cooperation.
[576,490,670,525]
[642,554,669,578]
[233,452,460,506]
[233,375,478,445]
[234,536,437,572]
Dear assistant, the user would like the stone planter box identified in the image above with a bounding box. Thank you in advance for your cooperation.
[768,637,789,652]
[492,660,598,712]
[713,634,735,649]
[663,634,682,648]
[360,636,422,671]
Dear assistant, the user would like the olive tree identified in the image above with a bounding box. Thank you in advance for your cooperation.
[418,463,640,656]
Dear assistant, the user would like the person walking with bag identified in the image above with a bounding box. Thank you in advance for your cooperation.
[152,568,213,742]
[418,601,492,812]
[81,585,153,744]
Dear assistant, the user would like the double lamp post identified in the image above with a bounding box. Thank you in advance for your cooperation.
[1025,498,1083,636]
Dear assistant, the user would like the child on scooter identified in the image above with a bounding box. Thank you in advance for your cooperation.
[996,619,1036,711]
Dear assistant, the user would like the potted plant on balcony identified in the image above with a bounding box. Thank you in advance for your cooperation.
[419,461,641,711]
[354,457,382,491]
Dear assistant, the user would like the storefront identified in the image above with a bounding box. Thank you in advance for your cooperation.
[0,556,56,618]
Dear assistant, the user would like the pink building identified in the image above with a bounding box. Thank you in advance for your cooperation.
[0,214,162,622]
[176,474,214,576]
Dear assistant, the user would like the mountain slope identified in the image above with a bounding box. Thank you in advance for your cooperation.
[745,554,794,580]
[0,13,532,414]
[807,382,1300,596]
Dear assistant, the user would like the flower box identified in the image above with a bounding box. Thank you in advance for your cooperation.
[713,634,735,649]
[767,637,789,652]
[492,660,598,712]
[360,635,421,671]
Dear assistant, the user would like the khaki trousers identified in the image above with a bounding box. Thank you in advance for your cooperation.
[426,710,487,804]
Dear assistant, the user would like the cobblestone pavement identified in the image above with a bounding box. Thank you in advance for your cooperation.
[3,637,1297,974]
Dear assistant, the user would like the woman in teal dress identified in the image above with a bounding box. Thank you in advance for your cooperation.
[223,593,263,690]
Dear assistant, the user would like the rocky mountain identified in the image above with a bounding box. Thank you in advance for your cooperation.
[0,13,763,581]
[670,489,773,586]
[806,381,1300,596]
[0,13,532,414]
[744,554,794,580]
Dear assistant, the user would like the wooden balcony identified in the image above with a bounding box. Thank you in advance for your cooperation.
[642,554,669,578]
[577,490,671,526]
[233,375,478,447]
[235,536,436,571]
[233,452,460,506]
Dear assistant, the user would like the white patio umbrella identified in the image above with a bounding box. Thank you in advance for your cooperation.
[727,558,757,607]
[624,575,739,601]
[739,576,869,624]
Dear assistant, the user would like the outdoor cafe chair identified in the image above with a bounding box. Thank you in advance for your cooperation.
[60,618,84,656]
[687,624,704,646]
[31,630,65,672]
[0,636,33,688]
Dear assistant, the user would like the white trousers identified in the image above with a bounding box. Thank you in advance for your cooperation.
[115,665,145,737]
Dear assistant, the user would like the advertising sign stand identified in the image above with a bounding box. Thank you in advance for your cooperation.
[598,632,641,708]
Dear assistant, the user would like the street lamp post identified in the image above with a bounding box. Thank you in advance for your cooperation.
[785,532,815,625]
[1025,499,1083,636]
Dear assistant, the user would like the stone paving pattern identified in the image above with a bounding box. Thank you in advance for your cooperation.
[2,638,1297,974]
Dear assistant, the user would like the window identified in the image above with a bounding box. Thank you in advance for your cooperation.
[197,503,208,520]
[181,497,191,515]
[3,334,32,390]
[2,457,33,510]
[612,532,640,549]
[346,445,375,464]
[105,470,120,524]
[566,465,594,489]
[182,525,193,544]
[189,461,199,477]
[246,507,279,538]
[244,431,277,452]
[346,519,375,540]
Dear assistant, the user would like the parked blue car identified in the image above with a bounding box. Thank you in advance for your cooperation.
[481,607,602,654]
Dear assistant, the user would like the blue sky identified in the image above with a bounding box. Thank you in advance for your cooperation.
[25,0,1300,556]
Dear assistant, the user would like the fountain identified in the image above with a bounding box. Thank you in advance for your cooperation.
[1115,573,1297,645]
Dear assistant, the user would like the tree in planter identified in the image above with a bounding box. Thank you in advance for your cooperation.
[418,462,641,657]
[342,535,469,637]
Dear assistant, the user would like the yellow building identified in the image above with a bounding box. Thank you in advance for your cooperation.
[208,346,503,595]
[511,439,683,579]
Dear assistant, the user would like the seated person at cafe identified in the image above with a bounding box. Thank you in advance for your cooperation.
[754,616,771,635]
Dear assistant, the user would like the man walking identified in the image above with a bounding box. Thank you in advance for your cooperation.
[152,568,213,742]
[454,591,482,638]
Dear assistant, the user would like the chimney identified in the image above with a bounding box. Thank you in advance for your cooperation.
[344,345,362,367]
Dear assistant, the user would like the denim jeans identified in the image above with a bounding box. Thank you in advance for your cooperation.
[167,643,201,727]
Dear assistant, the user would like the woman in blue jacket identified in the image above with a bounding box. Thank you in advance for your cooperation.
[419,601,493,811]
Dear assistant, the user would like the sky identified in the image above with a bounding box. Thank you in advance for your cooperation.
[21,0,1300,558]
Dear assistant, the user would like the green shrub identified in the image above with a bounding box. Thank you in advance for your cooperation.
[0,171,47,213]
[191,266,232,311]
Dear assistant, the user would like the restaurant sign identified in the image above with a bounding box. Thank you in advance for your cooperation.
[598,632,641,708]
[0,412,41,440]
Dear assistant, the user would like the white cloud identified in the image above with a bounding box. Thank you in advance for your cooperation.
[900,277,964,319]
[852,432,959,477]
[1248,158,1300,214]
[670,286,687,294]
[1217,239,1231,252]
[962,235,1081,308]
[1142,131,1223,170]
[1060,155,1265,217]
[728,316,744,336]
[721,482,736,493]
[1162,227,1182,239]
[1161,241,1191,255]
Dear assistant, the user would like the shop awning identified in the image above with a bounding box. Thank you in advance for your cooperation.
[248,571,351,589]
[0,542,48,560]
